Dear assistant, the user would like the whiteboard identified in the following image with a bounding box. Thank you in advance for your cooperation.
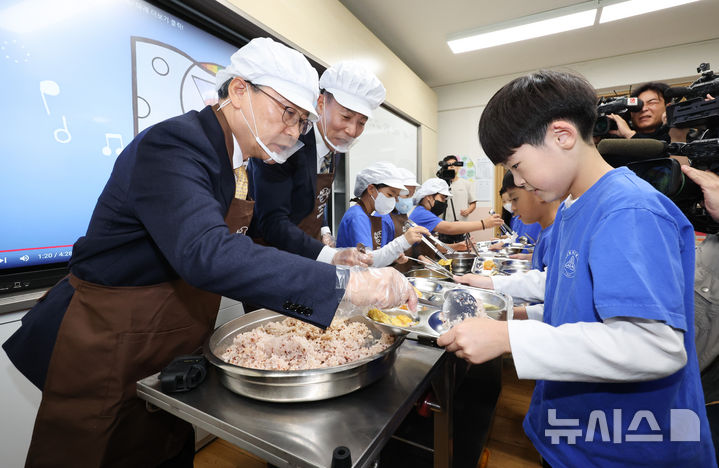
[346,106,419,201]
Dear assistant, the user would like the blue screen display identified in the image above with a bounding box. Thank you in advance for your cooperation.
[0,0,238,270]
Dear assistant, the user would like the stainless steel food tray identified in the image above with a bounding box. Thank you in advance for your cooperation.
[378,281,513,337]
[204,309,405,403]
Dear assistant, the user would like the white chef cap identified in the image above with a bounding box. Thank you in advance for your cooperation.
[353,161,407,198]
[320,61,386,118]
[396,167,420,187]
[413,178,453,204]
[215,37,320,121]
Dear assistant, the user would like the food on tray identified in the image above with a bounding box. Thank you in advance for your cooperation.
[221,317,393,371]
[368,307,418,327]
[412,285,423,298]
[438,258,452,267]
[482,259,496,270]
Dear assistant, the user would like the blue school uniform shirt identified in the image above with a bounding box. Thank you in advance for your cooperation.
[336,204,390,248]
[530,223,554,271]
[408,205,442,232]
[524,167,715,468]
[511,216,542,243]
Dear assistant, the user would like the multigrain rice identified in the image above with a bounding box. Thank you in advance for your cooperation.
[221,317,394,370]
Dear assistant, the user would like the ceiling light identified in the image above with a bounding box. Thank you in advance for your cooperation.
[599,0,701,23]
[448,2,597,54]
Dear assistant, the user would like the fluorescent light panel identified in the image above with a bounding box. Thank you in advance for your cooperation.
[448,0,703,54]
[448,4,597,54]
[599,0,701,23]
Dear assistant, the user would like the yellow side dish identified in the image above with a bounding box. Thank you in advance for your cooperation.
[482,259,496,270]
[368,308,417,327]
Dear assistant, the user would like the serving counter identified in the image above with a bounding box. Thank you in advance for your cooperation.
[137,339,455,468]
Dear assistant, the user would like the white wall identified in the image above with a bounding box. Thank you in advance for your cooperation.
[435,38,719,218]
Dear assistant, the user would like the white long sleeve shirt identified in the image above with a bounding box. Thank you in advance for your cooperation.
[491,269,686,382]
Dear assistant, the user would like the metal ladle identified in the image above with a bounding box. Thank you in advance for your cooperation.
[442,289,481,328]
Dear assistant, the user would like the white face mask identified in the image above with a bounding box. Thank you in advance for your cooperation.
[372,190,396,215]
[395,197,413,214]
[237,92,304,164]
[503,202,513,213]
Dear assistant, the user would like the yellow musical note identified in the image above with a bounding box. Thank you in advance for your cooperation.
[101,133,123,156]
[54,115,71,144]
[40,80,59,115]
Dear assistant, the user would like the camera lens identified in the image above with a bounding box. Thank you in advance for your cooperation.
[593,116,618,136]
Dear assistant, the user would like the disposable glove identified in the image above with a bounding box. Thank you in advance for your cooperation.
[331,247,373,267]
[339,267,418,316]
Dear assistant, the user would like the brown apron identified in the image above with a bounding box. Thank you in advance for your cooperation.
[25,108,254,468]
[296,161,335,241]
[389,212,414,274]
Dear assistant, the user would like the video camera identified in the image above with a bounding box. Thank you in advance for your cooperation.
[665,63,719,130]
[436,159,463,182]
[597,138,719,233]
[593,96,644,136]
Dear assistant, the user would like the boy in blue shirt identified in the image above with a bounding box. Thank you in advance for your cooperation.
[438,70,716,467]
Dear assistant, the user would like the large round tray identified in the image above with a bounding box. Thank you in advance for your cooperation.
[204,309,406,403]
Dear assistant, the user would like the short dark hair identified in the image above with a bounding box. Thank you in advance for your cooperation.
[478,70,598,165]
[443,155,458,164]
[217,78,260,99]
[630,82,669,103]
[500,170,517,193]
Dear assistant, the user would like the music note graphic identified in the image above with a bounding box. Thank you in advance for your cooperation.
[40,80,60,115]
[101,133,124,156]
[54,116,71,144]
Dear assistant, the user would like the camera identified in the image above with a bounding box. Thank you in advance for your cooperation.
[593,96,644,136]
[625,139,719,233]
[436,159,463,182]
[599,137,719,234]
[665,63,719,130]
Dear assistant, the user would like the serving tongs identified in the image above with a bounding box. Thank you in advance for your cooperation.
[406,256,454,279]
[404,220,455,259]
[489,209,514,237]
[464,233,481,257]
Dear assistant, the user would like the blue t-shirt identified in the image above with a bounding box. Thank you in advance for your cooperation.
[524,167,715,468]
[530,223,555,271]
[408,205,442,232]
[511,216,542,244]
[336,204,390,248]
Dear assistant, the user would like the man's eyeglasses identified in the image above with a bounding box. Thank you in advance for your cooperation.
[254,85,312,135]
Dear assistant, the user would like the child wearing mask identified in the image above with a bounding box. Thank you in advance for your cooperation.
[409,178,502,245]
[336,162,428,267]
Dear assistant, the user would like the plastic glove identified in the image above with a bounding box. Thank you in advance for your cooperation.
[321,232,336,248]
[340,267,418,314]
[403,225,430,245]
[331,247,373,267]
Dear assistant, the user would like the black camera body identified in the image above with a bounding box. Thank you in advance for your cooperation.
[593,96,644,136]
[436,160,463,182]
[665,63,719,130]
[615,139,719,234]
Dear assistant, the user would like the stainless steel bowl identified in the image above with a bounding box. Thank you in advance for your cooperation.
[204,309,405,403]
[408,277,452,306]
[445,252,476,274]
[406,268,451,279]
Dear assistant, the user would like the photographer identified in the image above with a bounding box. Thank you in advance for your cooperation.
[682,163,719,463]
[436,155,479,243]
[607,82,672,142]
